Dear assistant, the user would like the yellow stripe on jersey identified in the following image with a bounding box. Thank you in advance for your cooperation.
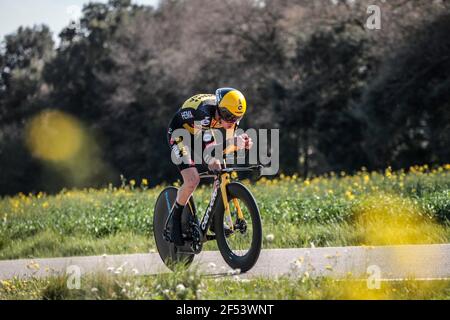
[224,127,237,154]
[182,123,196,135]
[182,123,203,135]
[182,94,216,110]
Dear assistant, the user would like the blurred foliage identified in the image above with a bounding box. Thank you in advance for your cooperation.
[0,0,450,194]
[3,270,450,300]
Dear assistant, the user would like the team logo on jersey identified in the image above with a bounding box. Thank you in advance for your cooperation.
[171,145,181,159]
[203,131,213,142]
[181,111,194,120]
[201,117,211,126]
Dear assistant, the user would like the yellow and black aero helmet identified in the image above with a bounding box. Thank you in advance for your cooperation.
[215,87,247,123]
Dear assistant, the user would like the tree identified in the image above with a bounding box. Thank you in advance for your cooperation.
[0,25,54,124]
[0,25,54,194]
[360,12,450,169]
[273,2,378,176]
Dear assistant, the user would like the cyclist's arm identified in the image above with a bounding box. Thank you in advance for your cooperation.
[223,124,239,155]
[203,124,238,165]
[206,123,239,156]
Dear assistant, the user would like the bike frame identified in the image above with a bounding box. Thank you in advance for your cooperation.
[197,166,260,242]
[163,165,262,244]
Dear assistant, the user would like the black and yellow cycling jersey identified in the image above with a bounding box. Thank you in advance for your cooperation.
[167,94,239,171]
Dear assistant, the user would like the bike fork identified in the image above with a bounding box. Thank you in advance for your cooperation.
[220,173,246,230]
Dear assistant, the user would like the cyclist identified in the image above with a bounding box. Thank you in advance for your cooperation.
[166,87,253,246]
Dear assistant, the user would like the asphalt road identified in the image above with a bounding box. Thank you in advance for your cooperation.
[1,244,450,280]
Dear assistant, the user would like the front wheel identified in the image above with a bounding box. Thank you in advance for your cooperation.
[214,182,262,273]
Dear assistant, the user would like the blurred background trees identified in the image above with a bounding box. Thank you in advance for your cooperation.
[0,0,449,195]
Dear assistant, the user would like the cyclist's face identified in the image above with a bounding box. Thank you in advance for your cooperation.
[220,118,235,129]
[216,110,236,129]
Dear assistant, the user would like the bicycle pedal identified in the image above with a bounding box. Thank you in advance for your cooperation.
[206,234,216,241]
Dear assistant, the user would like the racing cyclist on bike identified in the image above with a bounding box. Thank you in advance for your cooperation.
[166,88,253,246]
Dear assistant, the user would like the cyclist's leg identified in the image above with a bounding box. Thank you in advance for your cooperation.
[177,167,200,205]
[166,167,200,245]
[167,130,199,245]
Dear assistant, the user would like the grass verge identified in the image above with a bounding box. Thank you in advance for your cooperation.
[1,265,449,300]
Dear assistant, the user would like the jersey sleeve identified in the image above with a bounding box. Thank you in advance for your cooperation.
[223,123,239,155]
[174,107,207,135]
[176,94,215,134]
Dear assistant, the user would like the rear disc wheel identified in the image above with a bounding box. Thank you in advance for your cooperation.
[153,187,196,269]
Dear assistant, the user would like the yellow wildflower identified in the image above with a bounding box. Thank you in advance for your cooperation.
[385,166,392,178]
[10,199,20,209]
[345,191,355,200]
[1,280,11,288]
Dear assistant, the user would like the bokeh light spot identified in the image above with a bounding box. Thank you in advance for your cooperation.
[25,110,83,162]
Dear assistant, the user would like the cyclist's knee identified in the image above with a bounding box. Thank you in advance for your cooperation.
[184,175,200,191]
[181,168,200,192]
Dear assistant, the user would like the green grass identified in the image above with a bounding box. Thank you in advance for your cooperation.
[1,265,450,300]
[0,231,154,260]
[0,165,449,260]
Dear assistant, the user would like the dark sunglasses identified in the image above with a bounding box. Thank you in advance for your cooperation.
[218,107,242,123]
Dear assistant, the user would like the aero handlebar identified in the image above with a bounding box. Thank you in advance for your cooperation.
[199,165,264,179]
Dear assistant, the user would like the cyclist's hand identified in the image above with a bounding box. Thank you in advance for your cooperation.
[236,134,253,150]
[208,158,222,172]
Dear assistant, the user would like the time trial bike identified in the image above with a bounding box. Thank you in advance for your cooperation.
[153,165,263,273]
